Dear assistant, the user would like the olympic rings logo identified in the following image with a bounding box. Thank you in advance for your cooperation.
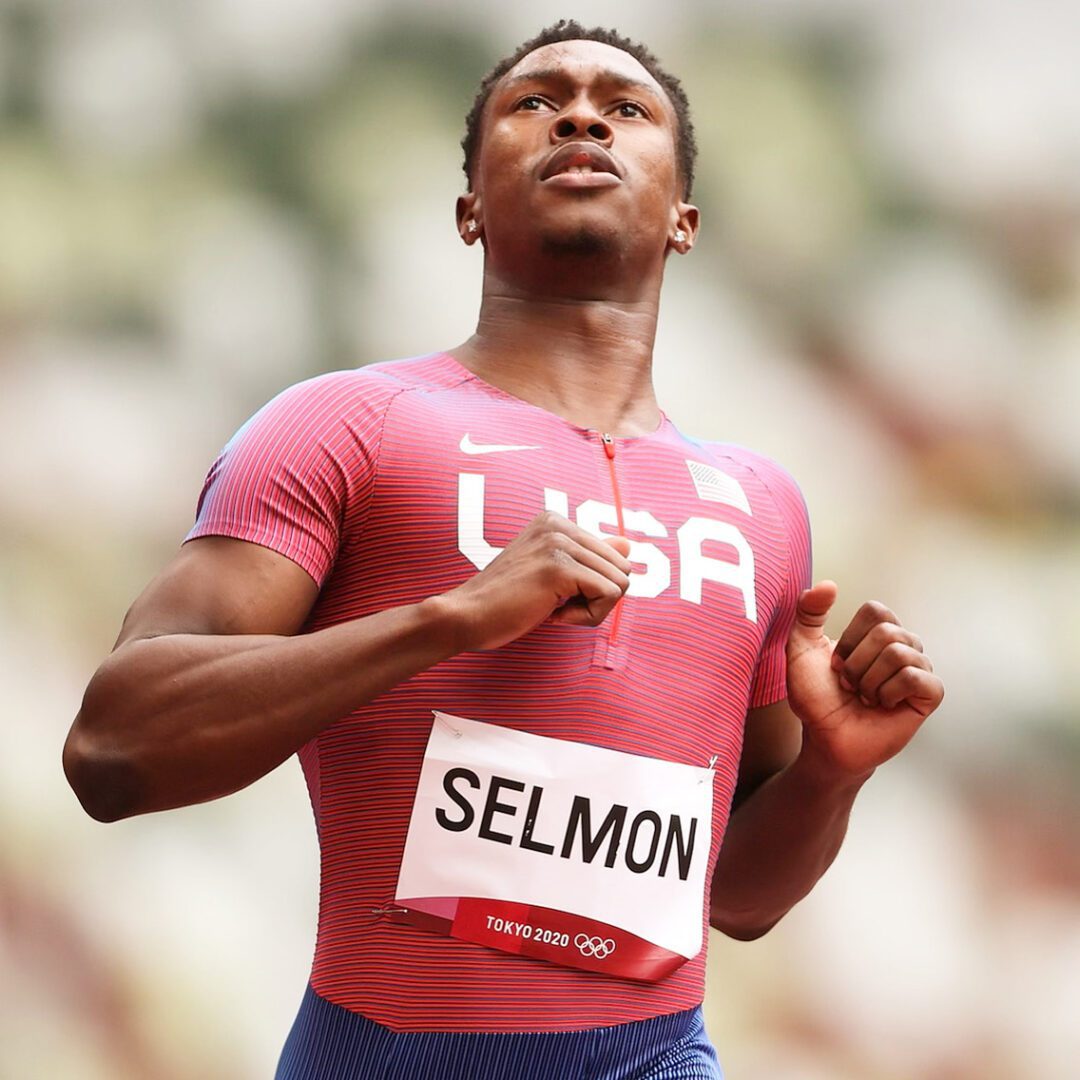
[574,933,616,959]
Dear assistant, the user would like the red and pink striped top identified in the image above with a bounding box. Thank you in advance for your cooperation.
[186,351,812,1033]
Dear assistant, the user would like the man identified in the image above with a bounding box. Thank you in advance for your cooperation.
[63,20,943,1080]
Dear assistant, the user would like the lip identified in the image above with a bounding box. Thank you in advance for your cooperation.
[542,171,622,189]
[539,142,623,185]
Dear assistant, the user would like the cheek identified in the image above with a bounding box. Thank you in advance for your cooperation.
[483,116,536,164]
[638,135,680,189]
[477,138,532,199]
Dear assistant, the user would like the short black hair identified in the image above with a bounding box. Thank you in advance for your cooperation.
[462,19,697,199]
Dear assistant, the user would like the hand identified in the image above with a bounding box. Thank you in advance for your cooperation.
[442,511,632,652]
[785,581,944,779]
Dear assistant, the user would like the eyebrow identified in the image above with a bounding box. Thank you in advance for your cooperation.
[501,66,659,98]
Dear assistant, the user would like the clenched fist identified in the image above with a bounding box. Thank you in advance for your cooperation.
[785,581,944,778]
[441,511,633,652]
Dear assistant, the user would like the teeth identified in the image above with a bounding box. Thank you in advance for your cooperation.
[566,165,594,174]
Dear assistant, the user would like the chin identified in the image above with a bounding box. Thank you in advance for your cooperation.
[539,223,620,258]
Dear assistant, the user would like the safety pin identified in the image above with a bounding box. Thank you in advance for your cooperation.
[434,711,463,738]
[700,754,719,783]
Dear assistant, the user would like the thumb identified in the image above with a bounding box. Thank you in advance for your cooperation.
[605,535,632,559]
[792,580,838,638]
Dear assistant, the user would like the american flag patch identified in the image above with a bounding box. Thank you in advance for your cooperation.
[686,460,752,515]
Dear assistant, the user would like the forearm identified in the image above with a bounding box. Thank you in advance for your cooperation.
[709,742,872,939]
[65,594,462,821]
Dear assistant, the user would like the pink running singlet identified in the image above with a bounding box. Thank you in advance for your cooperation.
[185,352,812,1033]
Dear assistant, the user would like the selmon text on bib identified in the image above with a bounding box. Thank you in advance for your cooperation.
[394,711,714,982]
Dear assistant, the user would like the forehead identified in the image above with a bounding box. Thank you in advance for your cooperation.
[496,39,674,117]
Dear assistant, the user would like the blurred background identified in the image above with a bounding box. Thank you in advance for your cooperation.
[2,0,1078,1077]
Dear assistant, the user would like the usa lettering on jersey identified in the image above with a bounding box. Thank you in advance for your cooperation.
[457,472,758,621]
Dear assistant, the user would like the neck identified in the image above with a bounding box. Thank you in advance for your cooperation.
[450,272,664,437]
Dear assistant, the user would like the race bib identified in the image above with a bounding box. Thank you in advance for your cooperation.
[394,711,714,982]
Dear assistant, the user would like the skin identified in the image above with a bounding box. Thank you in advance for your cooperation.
[451,39,699,435]
[63,39,944,945]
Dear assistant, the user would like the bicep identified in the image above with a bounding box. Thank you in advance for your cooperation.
[731,700,803,810]
[113,536,320,648]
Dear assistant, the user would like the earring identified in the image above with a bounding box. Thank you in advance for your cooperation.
[674,230,686,244]
[467,221,479,234]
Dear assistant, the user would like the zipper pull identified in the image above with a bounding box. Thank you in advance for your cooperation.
[601,431,616,459]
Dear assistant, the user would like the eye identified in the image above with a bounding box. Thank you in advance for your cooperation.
[614,101,648,119]
[516,94,552,111]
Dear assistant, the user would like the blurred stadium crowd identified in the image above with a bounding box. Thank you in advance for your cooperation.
[1,1,1077,1077]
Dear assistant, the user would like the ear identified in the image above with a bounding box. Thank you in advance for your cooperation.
[456,192,483,246]
[667,202,700,255]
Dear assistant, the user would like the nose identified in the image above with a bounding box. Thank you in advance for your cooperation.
[550,99,613,146]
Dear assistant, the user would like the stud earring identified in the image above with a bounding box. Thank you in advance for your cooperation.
[674,230,686,244]
[467,221,479,234]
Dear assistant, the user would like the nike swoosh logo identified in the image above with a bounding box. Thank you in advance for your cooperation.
[460,433,543,455]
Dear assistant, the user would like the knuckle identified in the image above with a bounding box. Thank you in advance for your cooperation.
[538,509,565,528]
[882,641,909,664]
[899,665,922,689]
[545,531,570,556]
[864,600,897,623]
[870,621,900,646]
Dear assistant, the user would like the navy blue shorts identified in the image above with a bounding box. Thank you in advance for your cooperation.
[275,983,723,1079]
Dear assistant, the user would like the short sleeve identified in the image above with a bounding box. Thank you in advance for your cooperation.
[184,370,399,587]
[747,461,813,709]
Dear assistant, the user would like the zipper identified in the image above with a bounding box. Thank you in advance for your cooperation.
[600,432,626,653]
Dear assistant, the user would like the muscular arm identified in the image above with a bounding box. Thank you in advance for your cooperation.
[64,520,632,823]
[709,700,870,941]
[62,537,464,822]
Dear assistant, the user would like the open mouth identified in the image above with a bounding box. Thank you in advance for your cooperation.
[540,144,623,188]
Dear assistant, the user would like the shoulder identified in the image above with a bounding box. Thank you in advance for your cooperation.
[701,441,812,579]
[253,361,411,414]
[715,443,806,514]
[672,425,808,524]
[231,354,455,446]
